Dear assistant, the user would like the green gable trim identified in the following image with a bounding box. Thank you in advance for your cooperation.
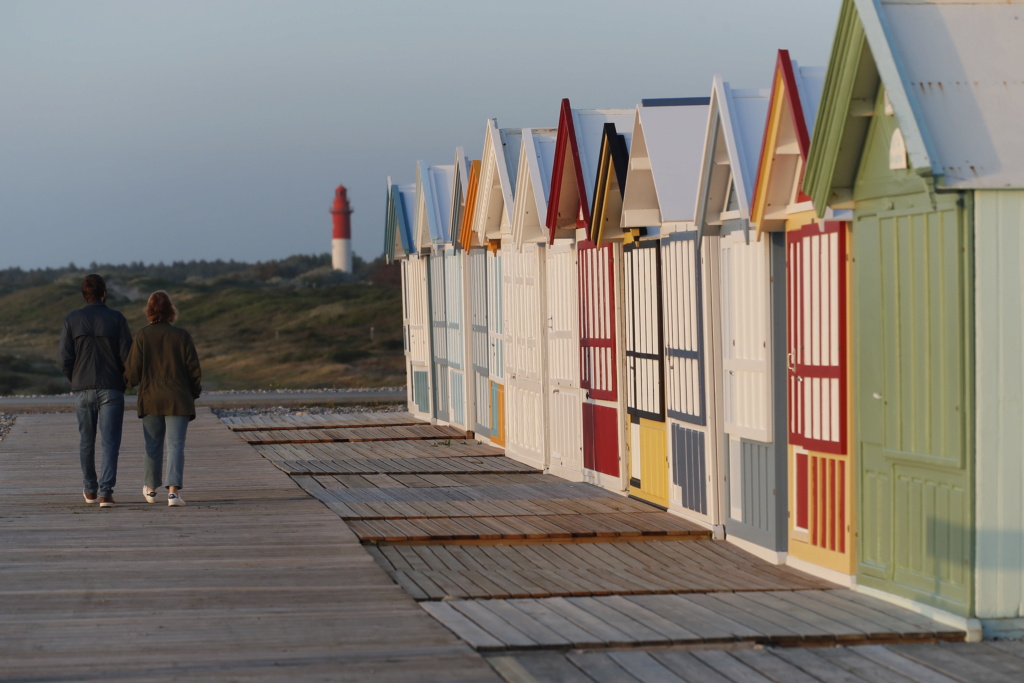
[804,0,875,213]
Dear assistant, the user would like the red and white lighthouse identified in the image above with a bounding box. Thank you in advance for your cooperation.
[330,185,353,272]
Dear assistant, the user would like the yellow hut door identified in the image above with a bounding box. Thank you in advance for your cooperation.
[787,221,853,573]
[623,240,669,508]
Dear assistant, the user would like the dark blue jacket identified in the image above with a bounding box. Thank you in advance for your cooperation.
[58,301,133,391]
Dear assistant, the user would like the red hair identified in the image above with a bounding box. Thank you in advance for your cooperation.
[145,290,178,324]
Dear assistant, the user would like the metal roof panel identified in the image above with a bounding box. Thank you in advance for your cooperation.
[631,100,711,223]
[865,0,1024,188]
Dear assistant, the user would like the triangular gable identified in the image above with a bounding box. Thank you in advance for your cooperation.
[590,123,631,247]
[621,97,710,230]
[429,164,455,246]
[413,162,433,252]
[546,99,633,243]
[383,176,415,263]
[383,179,401,263]
[695,77,770,245]
[589,123,626,248]
[750,50,825,236]
[511,128,558,248]
[807,0,1024,205]
[472,119,522,245]
[448,148,471,248]
[457,160,482,250]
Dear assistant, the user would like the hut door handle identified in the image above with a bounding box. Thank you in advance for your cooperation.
[872,392,883,400]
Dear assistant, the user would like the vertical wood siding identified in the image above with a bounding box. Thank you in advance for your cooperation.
[662,232,706,425]
[487,253,504,382]
[855,197,973,616]
[487,252,505,446]
[793,448,847,555]
[720,232,772,442]
[546,243,582,472]
[973,191,1024,619]
[406,257,431,367]
[578,242,617,401]
[721,231,788,552]
[443,250,466,427]
[672,423,707,516]
[623,241,665,420]
[583,403,619,476]
[428,254,450,423]
[468,249,491,435]
[503,245,547,468]
[413,370,430,415]
[787,222,847,454]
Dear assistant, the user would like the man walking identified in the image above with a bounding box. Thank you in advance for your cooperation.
[59,274,132,508]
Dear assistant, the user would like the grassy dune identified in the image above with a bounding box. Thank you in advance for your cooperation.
[0,258,405,395]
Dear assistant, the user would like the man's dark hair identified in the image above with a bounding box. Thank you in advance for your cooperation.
[81,274,107,303]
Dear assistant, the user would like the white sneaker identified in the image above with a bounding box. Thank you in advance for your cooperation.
[167,493,185,507]
[143,486,158,504]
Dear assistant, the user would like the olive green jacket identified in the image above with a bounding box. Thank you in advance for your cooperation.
[124,322,202,419]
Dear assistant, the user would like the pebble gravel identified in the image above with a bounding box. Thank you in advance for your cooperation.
[211,403,406,420]
[0,414,15,442]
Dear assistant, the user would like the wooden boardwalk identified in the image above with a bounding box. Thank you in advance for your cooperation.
[488,641,1024,683]
[5,409,1008,682]
[223,412,970,661]
[0,410,498,682]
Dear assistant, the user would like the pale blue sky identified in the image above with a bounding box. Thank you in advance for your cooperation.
[1,0,842,270]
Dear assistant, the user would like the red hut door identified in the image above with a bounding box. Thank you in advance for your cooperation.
[787,221,848,553]
[579,241,619,476]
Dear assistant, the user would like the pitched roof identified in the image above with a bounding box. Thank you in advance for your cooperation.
[457,160,481,250]
[383,177,415,262]
[546,99,633,242]
[511,128,558,248]
[806,0,1024,207]
[695,77,770,244]
[750,50,825,235]
[448,148,471,247]
[621,97,710,229]
[590,122,631,246]
[471,119,522,244]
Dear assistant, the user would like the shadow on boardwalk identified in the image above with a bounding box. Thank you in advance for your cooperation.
[0,410,496,682]
[221,411,1024,682]
[3,409,1021,682]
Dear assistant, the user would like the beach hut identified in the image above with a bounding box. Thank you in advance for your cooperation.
[749,51,852,581]
[544,100,634,483]
[384,178,431,417]
[591,109,668,508]
[456,159,493,438]
[805,0,1024,632]
[619,98,716,525]
[413,160,465,426]
[694,78,782,559]
[503,127,558,470]
[442,149,473,431]
[469,120,523,447]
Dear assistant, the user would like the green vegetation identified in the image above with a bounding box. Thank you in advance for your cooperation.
[0,255,405,396]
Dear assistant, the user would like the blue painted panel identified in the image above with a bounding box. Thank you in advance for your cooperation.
[671,423,707,515]
[450,370,465,427]
[413,370,430,414]
[740,439,773,532]
[724,232,788,552]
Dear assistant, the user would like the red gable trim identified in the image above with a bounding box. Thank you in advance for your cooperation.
[546,98,589,244]
[753,49,814,211]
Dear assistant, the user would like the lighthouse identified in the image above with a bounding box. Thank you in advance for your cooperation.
[330,185,353,272]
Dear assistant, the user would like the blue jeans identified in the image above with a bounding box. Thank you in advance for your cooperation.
[76,389,125,497]
[142,415,188,489]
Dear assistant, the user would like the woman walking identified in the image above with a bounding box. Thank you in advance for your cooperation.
[124,291,202,507]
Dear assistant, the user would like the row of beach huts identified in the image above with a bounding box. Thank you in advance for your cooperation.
[380,0,1024,638]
